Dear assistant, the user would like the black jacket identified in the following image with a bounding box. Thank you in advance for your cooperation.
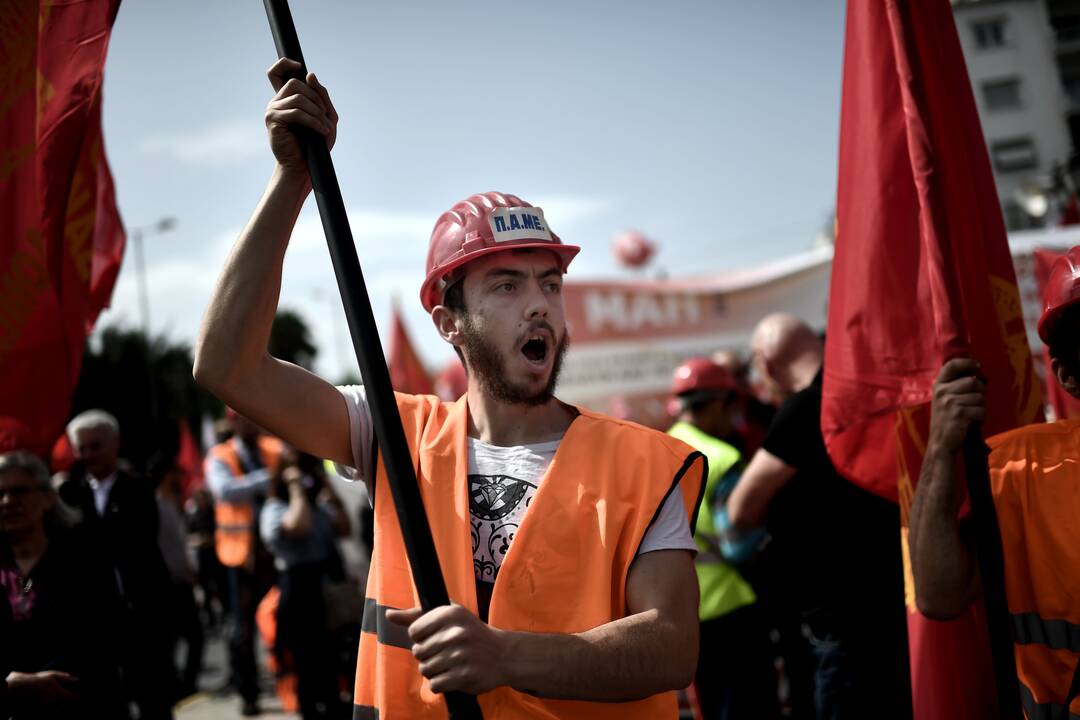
[58,466,172,613]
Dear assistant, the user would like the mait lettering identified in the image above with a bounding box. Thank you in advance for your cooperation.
[508,214,522,231]
[494,216,507,232]
[585,291,705,333]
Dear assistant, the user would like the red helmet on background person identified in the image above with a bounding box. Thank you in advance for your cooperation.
[671,357,738,397]
[1038,246,1080,344]
[419,192,581,312]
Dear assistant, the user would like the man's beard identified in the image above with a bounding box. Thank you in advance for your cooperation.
[459,317,569,406]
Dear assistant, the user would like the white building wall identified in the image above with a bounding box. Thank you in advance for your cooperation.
[954,0,1072,224]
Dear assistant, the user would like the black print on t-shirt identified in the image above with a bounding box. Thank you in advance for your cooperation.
[469,474,536,583]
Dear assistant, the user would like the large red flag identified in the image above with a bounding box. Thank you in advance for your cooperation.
[387,301,434,395]
[822,0,1043,717]
[0,0,124,457]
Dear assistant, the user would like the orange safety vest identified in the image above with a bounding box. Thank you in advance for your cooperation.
[988,419,1080,720]
[353,393,706,720]
[209,436,283,568]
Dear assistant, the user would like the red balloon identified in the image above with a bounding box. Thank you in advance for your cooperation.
[611,230,656,268]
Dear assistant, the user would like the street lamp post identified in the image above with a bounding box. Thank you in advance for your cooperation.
[128,217,177,338]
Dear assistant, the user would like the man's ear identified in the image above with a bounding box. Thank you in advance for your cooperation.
[1051,356,1080,399]
[431,306,463,346]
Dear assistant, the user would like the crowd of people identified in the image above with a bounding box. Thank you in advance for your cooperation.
[4,60,1078,720]
[0,407,370,719]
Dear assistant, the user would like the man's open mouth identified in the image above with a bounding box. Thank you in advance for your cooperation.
[521,334,549,365]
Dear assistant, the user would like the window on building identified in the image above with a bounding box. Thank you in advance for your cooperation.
[990,137,1038,172]
[972,18,1008,49]
[982,79,1021,110]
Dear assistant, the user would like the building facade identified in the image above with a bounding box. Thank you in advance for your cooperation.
[953,0,1076,229]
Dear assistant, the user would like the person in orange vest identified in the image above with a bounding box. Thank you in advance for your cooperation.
[910,247,1080,720]
[205,409,285,716]
[193,60,706,719]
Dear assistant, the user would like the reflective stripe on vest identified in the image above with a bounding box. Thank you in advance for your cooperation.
[1019,681,1080,720]
[210,437,282,568]
[361,598,410,650]
[352,705,379,720]
[1013,614,1080,653]
[355,392,706,719]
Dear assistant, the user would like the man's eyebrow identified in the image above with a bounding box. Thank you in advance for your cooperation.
[484,268,528,281]
[538,268,563,280]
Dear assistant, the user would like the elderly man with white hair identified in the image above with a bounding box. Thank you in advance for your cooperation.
[57,409,176,719]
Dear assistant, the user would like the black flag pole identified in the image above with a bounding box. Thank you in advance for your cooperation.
[260,2,482,717]
[962,427,1021,718]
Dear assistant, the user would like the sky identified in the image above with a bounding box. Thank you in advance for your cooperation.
[97,0,846,382]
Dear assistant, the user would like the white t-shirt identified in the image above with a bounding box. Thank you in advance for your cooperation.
[334,386,696,590]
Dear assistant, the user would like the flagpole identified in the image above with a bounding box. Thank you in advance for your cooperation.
[259,2,482,717]
[962,427,1021,718]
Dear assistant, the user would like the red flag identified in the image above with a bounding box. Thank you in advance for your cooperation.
[387,301,434,395]
[177,420,205,501]
[434,358,467,402]
[0,0,125,457]
[822,0,1043,717]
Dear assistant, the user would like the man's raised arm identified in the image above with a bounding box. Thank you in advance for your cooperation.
[193,58,351,466]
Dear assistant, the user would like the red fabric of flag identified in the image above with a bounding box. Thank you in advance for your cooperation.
[0,0,124,457]
[823,0,1043,717]
[387,302,434,395]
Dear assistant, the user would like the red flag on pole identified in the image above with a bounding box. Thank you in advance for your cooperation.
[387,300,434,395]
[822,0,1043,717]
[0,0,125,457]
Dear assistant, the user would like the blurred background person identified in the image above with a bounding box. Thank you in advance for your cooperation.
[727,314,910,719]
[1,450,127,719]
[58,410,175,720]
[205,409,284,716]
[260,452,351,720]
[186,485,226,631]
[154,459,204,702]
[667,358,779,719]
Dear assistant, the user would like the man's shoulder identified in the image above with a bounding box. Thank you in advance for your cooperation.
[988,419,1080,466]
[576,408,700,463]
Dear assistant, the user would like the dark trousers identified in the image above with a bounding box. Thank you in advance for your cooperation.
[695,603,780,720]
[227,566,260,704]
[277,563,348,720]
[170,581,205,696]
[124,608,175,720]
[804,611,911,720]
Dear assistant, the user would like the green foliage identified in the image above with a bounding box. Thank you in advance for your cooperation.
[70,311,321,471]
[269,309,318,369]
[71,326,217,472]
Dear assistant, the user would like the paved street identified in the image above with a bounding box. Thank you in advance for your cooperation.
[174,629,291,720]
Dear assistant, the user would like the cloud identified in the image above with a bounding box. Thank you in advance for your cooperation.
[288,208,432,258]
[529,195,615,227]
[138,122,263,165]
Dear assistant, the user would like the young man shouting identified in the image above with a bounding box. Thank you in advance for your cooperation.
[194,59,705,719]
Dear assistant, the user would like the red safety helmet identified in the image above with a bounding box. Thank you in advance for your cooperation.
[671,357,738,397]
[419,191,581,312]
[1038,246,1080,344]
